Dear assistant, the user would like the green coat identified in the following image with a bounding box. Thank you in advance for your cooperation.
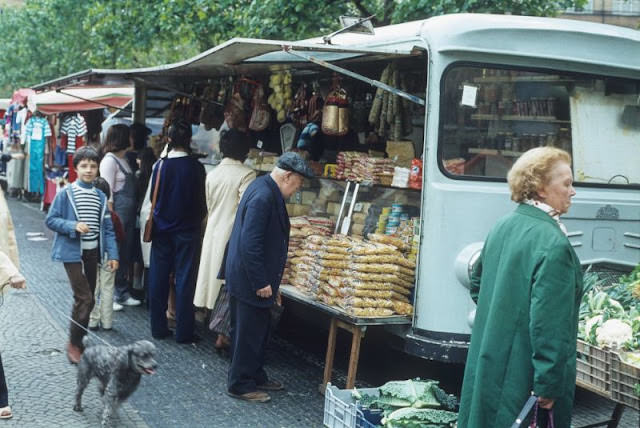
[458,204,583,428]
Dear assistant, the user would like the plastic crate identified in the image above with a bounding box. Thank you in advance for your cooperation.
[323,383,381,428]
[610,353,640,410]
[575,340,611,395]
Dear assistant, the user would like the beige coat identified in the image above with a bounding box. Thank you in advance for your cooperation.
[0,188,20,295]
[193,159,256,309]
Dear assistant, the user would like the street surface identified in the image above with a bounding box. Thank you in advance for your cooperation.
[0,197,637,427]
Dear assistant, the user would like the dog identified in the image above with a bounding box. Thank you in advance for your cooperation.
[73,337,157,427]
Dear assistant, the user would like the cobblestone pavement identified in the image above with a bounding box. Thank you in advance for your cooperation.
[2,198,638,427]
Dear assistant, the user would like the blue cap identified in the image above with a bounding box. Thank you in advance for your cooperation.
[276,152,315,178]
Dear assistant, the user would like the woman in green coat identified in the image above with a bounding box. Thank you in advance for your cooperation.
[458,147,583,428]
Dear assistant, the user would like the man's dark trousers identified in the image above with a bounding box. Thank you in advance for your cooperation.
[227,295,271,394]
[0,353,8,407]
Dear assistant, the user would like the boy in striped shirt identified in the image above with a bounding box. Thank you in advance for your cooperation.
[45,147,119,364]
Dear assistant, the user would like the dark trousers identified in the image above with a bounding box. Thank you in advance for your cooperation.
[114,209,135,302]
[0,353,7,407]
[63,248,98,348]
[149,229,198,342]
[227,295,271,394]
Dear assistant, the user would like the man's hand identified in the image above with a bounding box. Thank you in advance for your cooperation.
[10,273,26,289]
[75,222,90,233]
[256,285,272,299]
[538,397,555,409]
[276,291,282,306]
[108,260,119,272]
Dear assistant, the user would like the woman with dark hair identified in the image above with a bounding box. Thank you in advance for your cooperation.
[194,129,255,350]
[99,124,141,309]
[131,147,157,296]
[148,120,206,343]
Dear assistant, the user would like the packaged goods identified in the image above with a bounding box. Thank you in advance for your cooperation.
[351,271,414,288]
[392,301,414,316]
[349,307,394,317]
[367,233,410,251]
[351,263,414,276]
[351,243,398,255]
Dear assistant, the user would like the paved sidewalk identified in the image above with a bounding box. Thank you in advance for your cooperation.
[5,198,328,427]
[0,289,147,427]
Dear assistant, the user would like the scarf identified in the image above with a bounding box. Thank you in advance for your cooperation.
[524,199,568,235]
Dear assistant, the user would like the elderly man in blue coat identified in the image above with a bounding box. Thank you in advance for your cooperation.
[222,152,313,403]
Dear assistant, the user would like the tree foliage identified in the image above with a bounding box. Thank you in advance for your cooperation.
[0,0,584,96]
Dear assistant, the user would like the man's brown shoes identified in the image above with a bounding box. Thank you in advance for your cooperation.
[226,390,271,403]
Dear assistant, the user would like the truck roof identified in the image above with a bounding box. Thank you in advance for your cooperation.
[309,14,640,75]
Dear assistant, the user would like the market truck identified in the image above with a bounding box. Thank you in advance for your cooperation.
[32,14,640,362]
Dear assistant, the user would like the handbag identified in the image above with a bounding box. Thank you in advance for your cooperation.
[511,395,555,428]
[142,160,163,243]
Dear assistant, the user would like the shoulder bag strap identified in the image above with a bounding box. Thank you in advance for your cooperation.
[150,160,164,215]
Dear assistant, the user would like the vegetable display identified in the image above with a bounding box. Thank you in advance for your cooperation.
[352,379,459,427]
[579,264,640,364]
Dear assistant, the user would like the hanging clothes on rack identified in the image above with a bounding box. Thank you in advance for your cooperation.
[24,114,51,194]
[60,113,87,182]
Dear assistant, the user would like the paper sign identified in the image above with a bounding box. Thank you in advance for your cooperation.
[461,85,478,108]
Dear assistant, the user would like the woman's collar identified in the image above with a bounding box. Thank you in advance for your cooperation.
[524,199,567,235]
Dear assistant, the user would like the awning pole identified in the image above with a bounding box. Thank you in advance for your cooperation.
[283,47,425,106]
[55,89,134,114]
[131,77,224,107]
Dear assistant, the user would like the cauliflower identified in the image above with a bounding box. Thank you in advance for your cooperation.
[595,319,633,348]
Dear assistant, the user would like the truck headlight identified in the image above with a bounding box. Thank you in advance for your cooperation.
[454,242,483,289]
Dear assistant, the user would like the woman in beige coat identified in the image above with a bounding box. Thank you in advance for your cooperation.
[1,186,26,420]
[194,130,255,349]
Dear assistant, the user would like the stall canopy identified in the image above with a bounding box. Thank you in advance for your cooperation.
[32,87,134,115]
[31,36,423,92]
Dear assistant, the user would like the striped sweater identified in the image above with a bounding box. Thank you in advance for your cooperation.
[71,181,101,249]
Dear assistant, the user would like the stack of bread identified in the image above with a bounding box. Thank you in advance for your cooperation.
[288,233,415,317]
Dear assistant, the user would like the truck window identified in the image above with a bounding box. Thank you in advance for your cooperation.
[439,65,640,187]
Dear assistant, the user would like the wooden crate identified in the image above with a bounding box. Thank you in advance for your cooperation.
[610,353,640,410]
[575,340,611,395]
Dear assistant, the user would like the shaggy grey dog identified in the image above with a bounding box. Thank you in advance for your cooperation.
[73,338,157,427]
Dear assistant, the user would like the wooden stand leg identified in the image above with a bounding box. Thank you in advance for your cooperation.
[606,403,624,428]
[321,318,338,392]
[345,326,363,389]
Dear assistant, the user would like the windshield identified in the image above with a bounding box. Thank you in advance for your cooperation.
[438,64,640,187]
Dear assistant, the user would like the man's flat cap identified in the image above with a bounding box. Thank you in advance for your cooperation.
[276,152,315,178]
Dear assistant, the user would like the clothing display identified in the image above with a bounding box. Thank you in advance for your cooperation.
[24,115,52,194]
[60,113,87,154]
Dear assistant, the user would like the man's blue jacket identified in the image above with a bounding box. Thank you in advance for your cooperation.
[222,175,290,308]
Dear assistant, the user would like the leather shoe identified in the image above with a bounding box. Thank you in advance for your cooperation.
[67,343,83,364]
[257,380,284,391]
[226,390,271,403]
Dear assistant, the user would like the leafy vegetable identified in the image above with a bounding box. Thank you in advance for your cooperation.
[382,407,458,427]
[379,379,440,409]
[432,385,459,412]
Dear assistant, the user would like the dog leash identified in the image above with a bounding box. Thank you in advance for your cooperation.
[15,290,115,349]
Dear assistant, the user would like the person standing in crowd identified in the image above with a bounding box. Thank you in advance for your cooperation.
[148,120,206,343]
[100,124,141,309]
[132,147,157,299]
[88,177,125,331]
[126,123,152,173]
[194,129,256,351]
[0,185,25,420]
[223,152,313,403]
[458,147,582,428]
[45,147,119,364]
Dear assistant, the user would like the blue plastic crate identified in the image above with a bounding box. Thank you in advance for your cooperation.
[323,383,381,428]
